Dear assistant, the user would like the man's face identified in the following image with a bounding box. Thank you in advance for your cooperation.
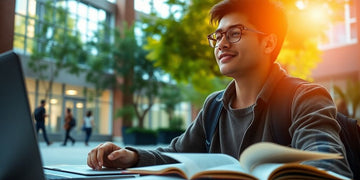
[214,12,267,78]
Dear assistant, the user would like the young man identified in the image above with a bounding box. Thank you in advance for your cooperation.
[34,99,52,146]
[87,0,352,178]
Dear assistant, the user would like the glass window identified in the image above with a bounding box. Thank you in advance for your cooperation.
[27,38,35,54]
[68,1,78,15]
[98,101,111,134]
[25,78,36,92]
[27,18,35,38]
[333,22,346,44]
[14,0,113,54]
[14,15,26,35]
[48,96,63,133]
[13,35,25,52]
[52,82,63,95]
[16,0,27,16]
[78,3,88,19]
[319,2,357,48]
[38,80,49,94]
[89,7,98,22]
[99,11,106,22]
[351,23,358,40]
[27,93,36,114]
[28,0,37,17]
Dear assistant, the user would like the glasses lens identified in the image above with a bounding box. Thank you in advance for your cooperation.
[208,33,217,47]
[227,27,242,43]
[208,38,216,47]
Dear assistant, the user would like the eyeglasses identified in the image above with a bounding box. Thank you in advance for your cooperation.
[207,25,267,48]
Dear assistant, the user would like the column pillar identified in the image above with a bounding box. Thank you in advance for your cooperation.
[0,0,16,53]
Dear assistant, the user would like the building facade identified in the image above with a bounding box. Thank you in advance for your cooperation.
[2,0,193,142]
[312,0,360,118]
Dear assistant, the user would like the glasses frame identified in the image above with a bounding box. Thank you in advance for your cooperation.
[207,25,267,48]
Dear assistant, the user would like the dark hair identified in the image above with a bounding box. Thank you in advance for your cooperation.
[67,108,71,113]
[40,99,46,105]
[209,0,287,61]
[86,110,92,117]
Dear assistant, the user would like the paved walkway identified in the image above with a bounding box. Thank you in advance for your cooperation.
[39,141,166,166]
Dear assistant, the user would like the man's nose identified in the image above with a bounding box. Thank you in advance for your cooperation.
[216,36,230,50]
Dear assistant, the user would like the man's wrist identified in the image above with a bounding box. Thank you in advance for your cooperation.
[125,147,140,167]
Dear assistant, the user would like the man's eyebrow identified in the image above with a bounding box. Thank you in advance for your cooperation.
[215,24,244,32]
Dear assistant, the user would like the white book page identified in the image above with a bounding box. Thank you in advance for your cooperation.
[163,153,240,178]
[250,163,283,180]
[128,163,188,177]
[239,142,342,172]
[251,163,350,180]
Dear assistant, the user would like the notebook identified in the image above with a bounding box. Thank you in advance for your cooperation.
[0,51,137,180]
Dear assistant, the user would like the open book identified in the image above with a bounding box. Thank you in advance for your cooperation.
[127,142,349,180]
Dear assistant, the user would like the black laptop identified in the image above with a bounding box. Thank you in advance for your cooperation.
[0,51,137,180]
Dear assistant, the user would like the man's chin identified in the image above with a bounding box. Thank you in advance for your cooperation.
[220,70,236,78]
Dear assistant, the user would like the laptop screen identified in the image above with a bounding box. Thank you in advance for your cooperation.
[0,51,45,180]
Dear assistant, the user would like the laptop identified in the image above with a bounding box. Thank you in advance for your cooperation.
[0,51,137,179]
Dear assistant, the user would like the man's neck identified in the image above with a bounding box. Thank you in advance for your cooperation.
[231,64,272,109]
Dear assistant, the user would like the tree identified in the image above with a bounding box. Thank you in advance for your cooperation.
[334,80,360,119]
[142,0,345,107]
[159,83,183,122]
[29,0,86,101]
[87,23,163,129]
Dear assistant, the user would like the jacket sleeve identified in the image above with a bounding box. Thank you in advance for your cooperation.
[290,83,353,178]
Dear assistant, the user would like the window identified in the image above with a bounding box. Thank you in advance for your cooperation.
[320,1,357,49]
[14,0,113,56]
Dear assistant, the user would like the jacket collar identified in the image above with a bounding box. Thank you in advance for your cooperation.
[221,63,288,108]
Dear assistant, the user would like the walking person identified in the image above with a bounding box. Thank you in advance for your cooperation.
[83,110,95,146]
[34,99,52,146]
[62,108,76,146]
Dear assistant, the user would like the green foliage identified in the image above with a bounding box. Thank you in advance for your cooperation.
[157,127,184,133]
[334,80,360,119]
[125,127,158,136]
[29,0,86,100]
[159,83,183,120]
[115,105,136,124]
[169,116,184,130]
[142,0,345,107]
[142,0,224,100]
[86,23,163,128]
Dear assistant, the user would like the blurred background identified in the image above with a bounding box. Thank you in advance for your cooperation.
[0,0,359,145]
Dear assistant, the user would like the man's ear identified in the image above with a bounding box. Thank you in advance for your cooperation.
[263,33,277,54]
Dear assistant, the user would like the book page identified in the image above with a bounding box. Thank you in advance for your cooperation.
[251,163,350,180]
[239,142,342,172]
[163,153,241,178]
[128,163,188,178]
[192,163,255,180]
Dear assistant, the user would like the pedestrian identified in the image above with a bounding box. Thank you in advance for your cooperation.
[83,110,95,146]
[62,108,75,146]
[34,99,52,146]
[87,0,352,178]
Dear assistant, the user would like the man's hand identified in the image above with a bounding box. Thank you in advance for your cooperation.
[87,142,139,170]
